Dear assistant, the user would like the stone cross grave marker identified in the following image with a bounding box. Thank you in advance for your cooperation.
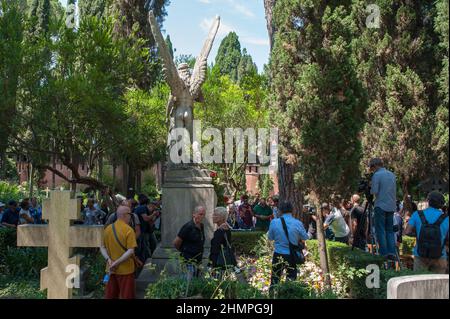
[17,191,104,299]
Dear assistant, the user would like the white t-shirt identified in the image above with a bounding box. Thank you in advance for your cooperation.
[19,209,32,224]
[325,208,350,238]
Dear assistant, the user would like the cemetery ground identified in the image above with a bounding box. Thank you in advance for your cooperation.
[0,222,428,299]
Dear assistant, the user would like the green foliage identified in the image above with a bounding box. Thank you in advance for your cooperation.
[306,239,432,298]
[352,0,442,191]
[306,240,385,272]
[270,0,367,200]
[197,67,268,196]
[0,276,45,299]
[272,281,337,299]
[231,231,266,256]
[349,268,432,299]
[141,173,160,199]
[81,250,106,298]
[259,174,274,199]
[400,237,416,256]
[0,181,21,202]
[215,32,242,82]
[215,32,258,83]
[0,227,17,261]
[0,246,47,279]
[78,0,113,18]
[145,276,265,299]
[0,0,24,155]
[432,0,449,180]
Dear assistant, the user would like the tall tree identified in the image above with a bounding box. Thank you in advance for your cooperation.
[263,0,305,220]
[432,0,449,181]
[215,32,242,82]
[79,0,112,18]
[263,0,277,49]
[197,67,268,197]
[0,0,24,177]
[237,48,258,82]
[352,0,440,207]
[269,0,367,287]
[29,0,50,35]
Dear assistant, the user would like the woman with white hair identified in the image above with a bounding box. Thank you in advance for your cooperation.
[209,207,237,272]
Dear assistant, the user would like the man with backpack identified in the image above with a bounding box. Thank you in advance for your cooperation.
[405,191,449,274]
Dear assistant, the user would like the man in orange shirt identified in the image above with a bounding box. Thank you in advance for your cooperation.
[101,205,137,299]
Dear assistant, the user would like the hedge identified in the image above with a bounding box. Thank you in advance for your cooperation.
[305,240,430,299]
[230,231,266,256]
[0,276,45,299]
[306,240,385,272]
[0,227,17,261]
[400,237,416,256]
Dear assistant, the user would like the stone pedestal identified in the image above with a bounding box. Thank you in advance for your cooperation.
[387,274,449,299]
[151,167,216,274]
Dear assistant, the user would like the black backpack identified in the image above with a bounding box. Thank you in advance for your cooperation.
[417,210,448,259]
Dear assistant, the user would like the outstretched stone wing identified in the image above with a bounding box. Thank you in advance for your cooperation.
[148,11,183,95]
[190,16,221,98]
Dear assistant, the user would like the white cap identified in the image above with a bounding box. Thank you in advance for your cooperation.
[0,202,5,208]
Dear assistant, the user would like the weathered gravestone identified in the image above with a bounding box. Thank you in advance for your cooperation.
[387,274,449,299]
[17,191,103,299]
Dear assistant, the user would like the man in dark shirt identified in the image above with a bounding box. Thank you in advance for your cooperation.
[173,206,206,280]
[350,194,367,250]
[238,195,254,229]
[1,200,20,228]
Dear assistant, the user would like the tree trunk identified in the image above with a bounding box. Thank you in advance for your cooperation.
[112,162,116,192]
[136,170,142,193]
[278,157,304,222]
[28,162,34,198]
[402,179,413,213]
[313,200,331,289]
[52,150,56,189]
[263,0,277,50]
[127,161,136,199]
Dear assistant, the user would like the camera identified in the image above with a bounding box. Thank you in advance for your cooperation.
[358,173,374,202]
[303,204,316,215]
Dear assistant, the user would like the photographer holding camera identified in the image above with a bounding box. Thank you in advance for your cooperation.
[369,158,397,260]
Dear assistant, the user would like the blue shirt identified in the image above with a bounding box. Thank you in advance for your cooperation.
[268,213,308,255]
[1,208,20,226]
[371,167,397,212]
[408,207,449,257]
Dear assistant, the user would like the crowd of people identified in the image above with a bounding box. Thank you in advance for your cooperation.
[0,197,43,228]
[1,158,448,299]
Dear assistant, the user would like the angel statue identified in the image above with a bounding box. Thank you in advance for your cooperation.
[148,11,220,167]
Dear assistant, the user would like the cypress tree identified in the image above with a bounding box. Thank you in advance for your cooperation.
[215,32,242,82]
[352,0,440,205]
[269,0,367,286]
[432,0,449,181]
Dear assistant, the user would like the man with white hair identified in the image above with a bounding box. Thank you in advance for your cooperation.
[209,207,236,272]
[173,206,206,279]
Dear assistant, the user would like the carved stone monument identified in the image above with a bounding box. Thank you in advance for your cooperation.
[143,11,220,274]
[387,274,449,299]
[17,191,103,299]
